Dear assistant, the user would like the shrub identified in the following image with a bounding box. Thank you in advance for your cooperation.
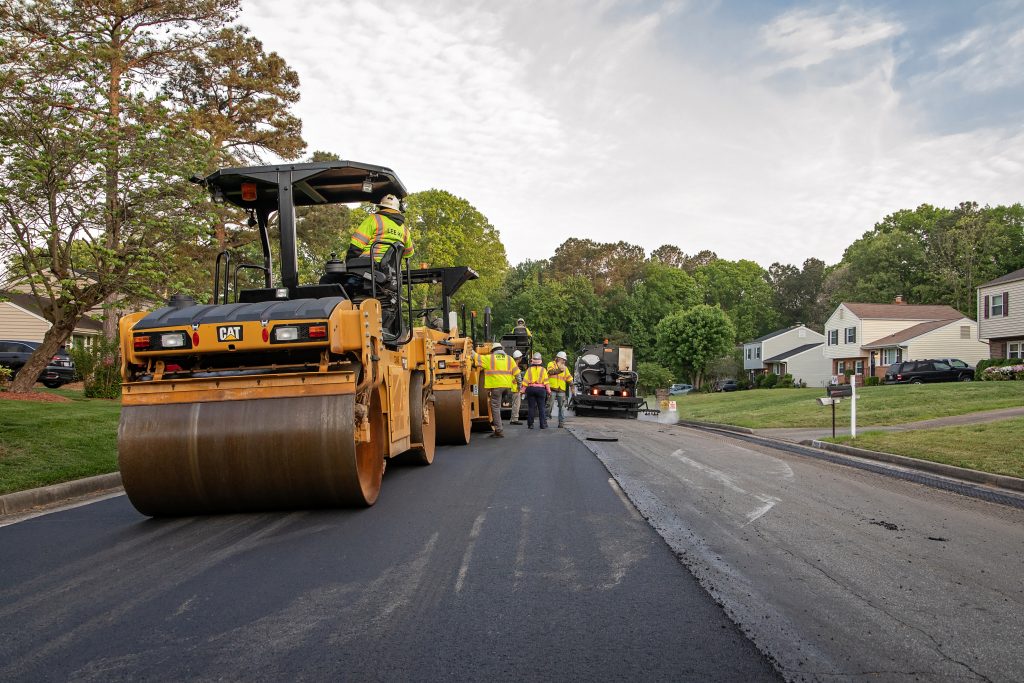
[977,358,1018,377]
[736,377,752,390]
[864,376,880,386]
[763,372,779,389]
[980,363,1024,381]
[0,365,11,390]
[637,361,674,396]
[753,373,765,388]
[69,337,121,399]
[776,373,794,388]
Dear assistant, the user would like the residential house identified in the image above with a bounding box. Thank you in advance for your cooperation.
[977,266,1024,359]
[743,324,827,384]
[762,343,830,387]
[0,290,103,348]
[823,297,987,382]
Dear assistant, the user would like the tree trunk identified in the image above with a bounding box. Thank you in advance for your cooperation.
[8,320,78,393]
[101,292,119,340]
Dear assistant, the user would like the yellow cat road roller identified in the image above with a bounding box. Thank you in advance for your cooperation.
[117,161,481,516]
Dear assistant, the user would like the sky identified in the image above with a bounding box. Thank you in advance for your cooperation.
[239,0,1024,269]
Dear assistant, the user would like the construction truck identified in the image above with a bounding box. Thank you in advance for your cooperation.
[117,161,482,516]
[570,341,644,418]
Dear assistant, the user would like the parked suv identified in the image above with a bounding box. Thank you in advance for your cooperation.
[668,383,693,395]
[0,339,76,388]
[714,379,739,392]
[883,359,974,384]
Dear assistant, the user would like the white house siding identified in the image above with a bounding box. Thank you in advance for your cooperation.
[902,319,987,365]
[785,347,831,388]
[823,306,864,360]
[764,326,823,360]
[0,301,50,341]
[978,278,1024,342]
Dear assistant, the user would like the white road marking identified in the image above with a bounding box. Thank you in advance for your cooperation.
[670,449,781,526]
[454,512,486,594]
[744,495,780,526]
[670,450,747,494]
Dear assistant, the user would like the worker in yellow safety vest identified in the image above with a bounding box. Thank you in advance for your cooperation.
[546,351,574,428]
[347,194,415,263]
[521,352,551,429]
[474,342,521,438]
[512,317,532,338]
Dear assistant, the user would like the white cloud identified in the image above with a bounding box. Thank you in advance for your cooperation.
[238,1,1024,270]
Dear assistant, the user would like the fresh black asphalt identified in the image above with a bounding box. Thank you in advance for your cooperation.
[0,427,779,681]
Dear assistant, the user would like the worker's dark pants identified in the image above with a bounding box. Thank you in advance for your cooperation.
[526,386,548,428]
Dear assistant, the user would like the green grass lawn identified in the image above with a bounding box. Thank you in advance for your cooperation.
[674,382,1024,429]
[0,390,120,494]
[826,418,1024,479]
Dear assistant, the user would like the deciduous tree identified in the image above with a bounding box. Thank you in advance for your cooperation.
[655,305,735,389]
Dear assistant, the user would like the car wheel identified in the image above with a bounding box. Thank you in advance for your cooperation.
[959,374,972,382]
[910,378,923,384]
[43,380,64,389]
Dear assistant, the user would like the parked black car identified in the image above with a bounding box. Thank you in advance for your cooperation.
[0,339,76,388]
[714,379,739,392]
[883,359,974,384]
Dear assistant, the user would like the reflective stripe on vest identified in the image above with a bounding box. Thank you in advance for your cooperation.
[524,365,548,387]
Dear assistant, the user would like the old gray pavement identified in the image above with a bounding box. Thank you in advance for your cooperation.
[572,416,1024,682]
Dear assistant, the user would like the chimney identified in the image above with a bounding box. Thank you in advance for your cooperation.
[893,294,905,305]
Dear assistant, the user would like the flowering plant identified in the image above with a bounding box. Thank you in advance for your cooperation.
[981,364,1024,381]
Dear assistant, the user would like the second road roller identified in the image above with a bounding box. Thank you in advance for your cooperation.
[117,160,483,515]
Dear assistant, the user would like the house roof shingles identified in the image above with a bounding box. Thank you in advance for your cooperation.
[748,324,810,344]
[861,319,962,349]
[0,290,103,332]
[842,302,962,321]
[978,267,1024,289]
[763,342,823,363]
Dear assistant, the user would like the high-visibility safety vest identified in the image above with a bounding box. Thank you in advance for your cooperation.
[476,351,520,390]
[546,362,572,391]
[349,211,415,262]
[522,364,549,390]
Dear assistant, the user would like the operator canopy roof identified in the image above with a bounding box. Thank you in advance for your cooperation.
[200,160,408,211]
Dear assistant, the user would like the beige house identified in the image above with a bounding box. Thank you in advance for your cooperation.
[0,291,103,347]
[742,324,828,385]
[823,298,987,382]
[977,266,1024,359]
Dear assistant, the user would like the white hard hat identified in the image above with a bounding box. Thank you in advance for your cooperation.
[512,350,523,359]
[491,342,503,351]
[379,194,400,211]
[517,318,525,325]
[532,352,542,361]
[556,351,567,360]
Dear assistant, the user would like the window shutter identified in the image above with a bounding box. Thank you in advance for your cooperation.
[1004,291,1009,317]
[984,295,989,319]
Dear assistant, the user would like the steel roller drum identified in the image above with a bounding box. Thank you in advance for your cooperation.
[434,384,472,445]
[118,393,384,516]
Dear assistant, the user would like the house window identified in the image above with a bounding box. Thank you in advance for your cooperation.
[1009,341,1024,359]
[827,329,838,345]
[960,325,970,339]
[991,293,1004,317]
[746,348,752,359]
[882,348,901,365]
[755,347,761,359]
[855,360,864,375]
[837,360,845,374]
[845,327,857,343]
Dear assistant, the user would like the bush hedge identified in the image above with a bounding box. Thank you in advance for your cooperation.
[69,337,121,398]
[977,358,1018,375]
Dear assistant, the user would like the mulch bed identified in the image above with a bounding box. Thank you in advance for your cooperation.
[0,390,72,403]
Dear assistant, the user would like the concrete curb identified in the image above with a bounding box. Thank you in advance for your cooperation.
[0,472,122,516]
[810,440,1024,493]
[676,418,754,435]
